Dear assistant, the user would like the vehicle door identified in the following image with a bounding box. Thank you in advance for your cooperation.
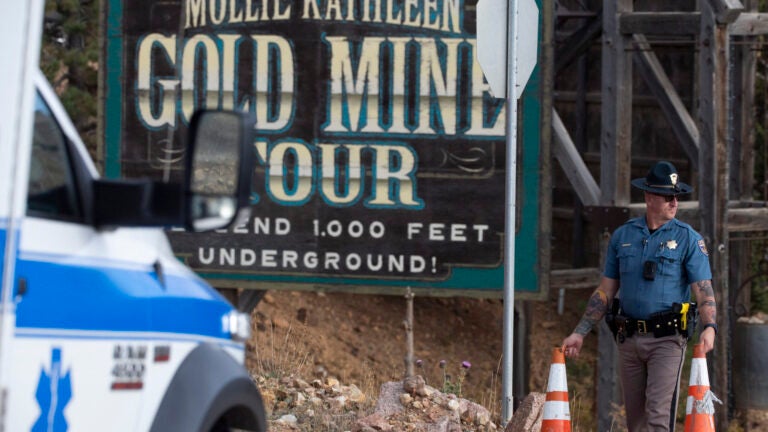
[5,77,160,432]
[0,1,45,428]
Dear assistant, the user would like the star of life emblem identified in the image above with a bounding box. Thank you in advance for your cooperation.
[34,347,71,432]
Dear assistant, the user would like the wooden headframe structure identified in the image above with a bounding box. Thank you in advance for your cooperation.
[542,0,768,428]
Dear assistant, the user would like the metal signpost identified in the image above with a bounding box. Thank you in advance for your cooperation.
[476,0,539,424]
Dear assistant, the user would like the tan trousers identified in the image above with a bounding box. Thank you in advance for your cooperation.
[618,333,687,431]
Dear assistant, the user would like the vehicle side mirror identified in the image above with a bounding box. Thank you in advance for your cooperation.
[185,110,255,232]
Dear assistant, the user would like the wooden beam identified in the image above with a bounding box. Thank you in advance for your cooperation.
[555,13,602,73]
[620,12,701,35]
[549,267,601,289]
[628,202,768,233]
[730,12,768,35]
[707,0,744,23]
[552,109,601,206]
[728,207,768,232]
[632,34,700,168]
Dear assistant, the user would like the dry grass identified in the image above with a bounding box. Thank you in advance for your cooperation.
[248,318,379,431]
[248,321,313,379]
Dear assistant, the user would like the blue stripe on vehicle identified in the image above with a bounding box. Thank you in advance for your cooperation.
[0,226,6,294]
[15,257,234,341]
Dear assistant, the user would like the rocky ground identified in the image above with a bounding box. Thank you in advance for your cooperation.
[256,373,501,431]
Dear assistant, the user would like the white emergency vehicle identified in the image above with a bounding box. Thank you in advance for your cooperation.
[0,2,266,431]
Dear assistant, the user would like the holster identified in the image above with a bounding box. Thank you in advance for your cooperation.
[673,301,697,340]
[604,298,621,340]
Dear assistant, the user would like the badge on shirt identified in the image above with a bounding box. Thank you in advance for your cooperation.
[697,239,709,256]
[666,240,678,250]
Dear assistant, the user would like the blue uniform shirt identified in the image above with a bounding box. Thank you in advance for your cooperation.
[604,217,712,319]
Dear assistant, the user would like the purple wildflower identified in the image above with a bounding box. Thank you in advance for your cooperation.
[461,361,472,369]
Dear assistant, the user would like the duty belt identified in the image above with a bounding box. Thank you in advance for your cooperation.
[606,302,697,343]
[621,315,680,337]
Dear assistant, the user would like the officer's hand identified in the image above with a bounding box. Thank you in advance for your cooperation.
[561,333,584,359]
[699,327,716,353]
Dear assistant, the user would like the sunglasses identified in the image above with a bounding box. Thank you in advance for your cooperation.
[651,193,679,202]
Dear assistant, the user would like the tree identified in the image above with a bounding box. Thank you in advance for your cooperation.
[40,0,100,167]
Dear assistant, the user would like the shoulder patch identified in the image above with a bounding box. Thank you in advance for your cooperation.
[697,239,709,256]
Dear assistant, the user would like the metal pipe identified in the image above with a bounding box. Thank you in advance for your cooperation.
[501,0,520,424]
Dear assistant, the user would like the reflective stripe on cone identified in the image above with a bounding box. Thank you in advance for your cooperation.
[683,343,720,432]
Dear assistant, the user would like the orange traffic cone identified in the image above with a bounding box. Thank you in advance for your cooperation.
[684,344,721,432]
[541,347,571,432]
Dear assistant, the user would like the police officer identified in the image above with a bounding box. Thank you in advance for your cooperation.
[561,161,717,431]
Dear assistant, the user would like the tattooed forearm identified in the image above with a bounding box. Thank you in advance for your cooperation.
[574,289,609,336]
[694,280,714,298]
[699,300,717,325]
[693,280,717,325]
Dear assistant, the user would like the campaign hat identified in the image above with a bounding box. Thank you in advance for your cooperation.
[630,161,693,195]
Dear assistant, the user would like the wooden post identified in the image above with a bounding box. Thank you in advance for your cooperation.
[729,2,757,314]
[698,1,731,428]
[404,287,415,378]
[601,0,633,206]
[732,23,756,202]
[596,229,621,430]
[597,1,633,425]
